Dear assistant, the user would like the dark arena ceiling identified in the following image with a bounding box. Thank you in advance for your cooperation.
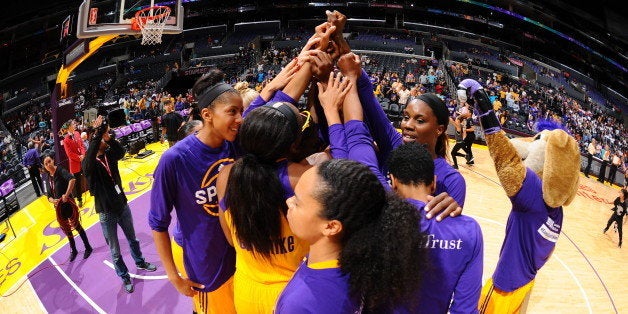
[1,0,626,94]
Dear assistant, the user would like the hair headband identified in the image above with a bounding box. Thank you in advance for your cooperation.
[267,102,299,133]
[197,83,235,108]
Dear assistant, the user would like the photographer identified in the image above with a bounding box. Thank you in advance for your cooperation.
[83,115,157,293]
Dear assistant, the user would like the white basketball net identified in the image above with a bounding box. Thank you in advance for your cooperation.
[136,6,171,45]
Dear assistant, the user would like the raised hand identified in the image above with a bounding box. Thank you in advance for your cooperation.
[266,58,300,92]
[92,115,104,129]
[337,52,362,80]
[317,71,352,116]
[326,10,350,56]
[326,10,346,34]
[297,35,322,66]
[458,79,500,134]
[313,22,336,51]
[308,50,334,81]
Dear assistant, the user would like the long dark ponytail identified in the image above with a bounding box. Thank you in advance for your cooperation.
[315,159,425,312]
[226,103,301,259]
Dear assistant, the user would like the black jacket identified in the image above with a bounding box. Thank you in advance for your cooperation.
[82,129,127,213]
[611,197,627,218]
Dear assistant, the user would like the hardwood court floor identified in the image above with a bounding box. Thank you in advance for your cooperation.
[0,140,625,313]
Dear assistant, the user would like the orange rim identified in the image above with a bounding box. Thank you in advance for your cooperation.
[133,6,171,29]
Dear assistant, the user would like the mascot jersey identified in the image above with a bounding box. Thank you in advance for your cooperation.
[148,134,237,292]
[493,168,563,292]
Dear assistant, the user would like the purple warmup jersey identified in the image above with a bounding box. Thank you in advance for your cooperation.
[148,135,237,292]
[356,70,466,206]
[492,168,563,292]
[433,157,466,206]
[403,199,483,314]
[275,260,358,314]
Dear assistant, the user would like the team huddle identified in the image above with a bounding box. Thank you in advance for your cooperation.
[145,11,580,314]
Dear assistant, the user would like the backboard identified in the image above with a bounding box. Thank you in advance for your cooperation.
[76,0,183,38]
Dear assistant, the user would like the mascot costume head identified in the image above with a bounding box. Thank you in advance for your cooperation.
[457,78,580,207]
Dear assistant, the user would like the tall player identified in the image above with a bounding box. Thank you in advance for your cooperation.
[149,69,242,314]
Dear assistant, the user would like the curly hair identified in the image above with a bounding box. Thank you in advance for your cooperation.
[226,103,303,259]
[314,159,426,312]
[388,142,434,186]
[192,68,239,109]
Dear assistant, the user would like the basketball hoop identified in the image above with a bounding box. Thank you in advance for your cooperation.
[132,6,171,45]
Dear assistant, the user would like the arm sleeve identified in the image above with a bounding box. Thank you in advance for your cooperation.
[449,222,483,314]
[485,131,526,197]
[357,69,402,161]
[60,167,75,182]
[82,132,102,177]
[148,156,176,232]
[107,138,126,161]
[327,124,347,159]
[345,120,390,189]
[243,95,268,117]
[439,170,467,208]
[243,90,297,118]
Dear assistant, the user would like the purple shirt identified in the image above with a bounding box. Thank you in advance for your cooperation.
[356,70,466,206]
[492,168,563,292]
[403,199,483,314]
[148,135,237,292]
[22,148,40,167]
[328,123,348,159]
[345,120,390,189]
[433,157,466,206]
[244,90,296,117]
[275,260,358,314]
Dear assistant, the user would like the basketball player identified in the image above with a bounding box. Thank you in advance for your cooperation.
[149,69,242,314]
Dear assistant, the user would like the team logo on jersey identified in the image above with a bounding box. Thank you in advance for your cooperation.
[194,158,234,216]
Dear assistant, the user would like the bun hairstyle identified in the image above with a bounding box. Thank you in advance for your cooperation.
[192,68,239,109]
[226,102,303,259]
[233,81,250,93]
[314,159,425,312]
[417,93,450,158]
[58,119,74,137]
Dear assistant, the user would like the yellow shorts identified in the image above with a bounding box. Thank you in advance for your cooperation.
[172,239,236,314]
[233,272,288,314]
[479,278,535,314]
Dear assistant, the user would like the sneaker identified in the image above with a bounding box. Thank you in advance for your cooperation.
[123,277,134,293]
[69,250,78,262]
[83,247,93,259]
[137,262,157,272]
[466,156,475,164]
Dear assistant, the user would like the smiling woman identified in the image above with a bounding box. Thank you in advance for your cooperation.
[149,68,243,314]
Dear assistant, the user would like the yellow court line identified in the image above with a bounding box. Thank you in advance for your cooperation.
[0,142,167,295]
